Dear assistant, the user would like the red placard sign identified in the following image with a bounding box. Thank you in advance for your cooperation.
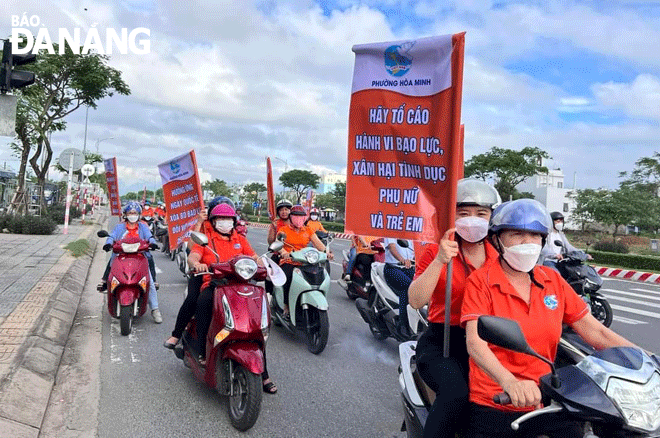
[103,157,121,217]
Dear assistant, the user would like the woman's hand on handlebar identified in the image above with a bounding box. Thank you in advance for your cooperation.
[193,262,209,273]
[501,379,541,409]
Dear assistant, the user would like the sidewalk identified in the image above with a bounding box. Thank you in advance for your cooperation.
[0,211,106,437]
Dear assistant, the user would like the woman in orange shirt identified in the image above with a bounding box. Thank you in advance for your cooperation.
[460,199,636,438]
[277,205,333,318]
[407,179,501,438]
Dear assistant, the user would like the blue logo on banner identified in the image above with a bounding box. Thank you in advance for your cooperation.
[544,295,558,310]
[170,161,180,175]
[384,42,414,77]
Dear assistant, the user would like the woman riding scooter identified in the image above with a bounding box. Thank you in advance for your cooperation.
[407,178,501,438]
[267,199,292,244]
[460,199,638,438]
[277,205,333,319]
[97,201,162,323]
[187,203,277,394]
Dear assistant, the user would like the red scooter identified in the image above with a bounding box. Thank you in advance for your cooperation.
[340,239,385,300]
[173,232,284,431]
[97,230,152,335]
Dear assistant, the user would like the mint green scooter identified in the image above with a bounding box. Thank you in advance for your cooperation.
[271,246,331,354]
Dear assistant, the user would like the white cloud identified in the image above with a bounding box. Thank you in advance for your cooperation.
[592,74,660,120]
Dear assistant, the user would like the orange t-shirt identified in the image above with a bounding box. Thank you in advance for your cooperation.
[414,241,499,325]
[354,235,380,255]
[142,208,154,218]
[306,220,326,234]
[278,225,313,264]
[460,262,589,412]
[154,208,166,218]
[123,223,140,239]
[190,230,256,290]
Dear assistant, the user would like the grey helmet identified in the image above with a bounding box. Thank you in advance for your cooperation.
[456,178,501,209]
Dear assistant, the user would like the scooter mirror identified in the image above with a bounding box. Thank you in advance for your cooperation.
[97,230,109,238]
[277,233,286,241]
[396,239,409,248]
[190,231,209,246]
[477,316,534,355]
[554,240,563,247]
[269,241,284,253]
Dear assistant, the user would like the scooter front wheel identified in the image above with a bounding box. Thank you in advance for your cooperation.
[306,309,329,354]
[119,305,132,335]
[226,363,262,431]
[591,296,613,327]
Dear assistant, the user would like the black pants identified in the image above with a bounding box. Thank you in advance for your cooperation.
[171,275,203,339]
[464,403,582,438]
[280,263,296,309]
[103,252,157,282]
[353,253,374,284]
[194,285,270,380]
[416,323,470,438]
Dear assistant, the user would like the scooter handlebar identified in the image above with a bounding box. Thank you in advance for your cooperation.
[493,393,511,405]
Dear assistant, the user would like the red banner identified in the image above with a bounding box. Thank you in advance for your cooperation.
[345,33,465,242]
[158,150,205,251]
[142,185,147,206]
[458,124,465,179]
[305,189,314,214]
[103,157,121,216]
[266,157,275,220]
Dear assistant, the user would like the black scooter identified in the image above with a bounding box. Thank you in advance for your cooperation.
[553,240,613,327]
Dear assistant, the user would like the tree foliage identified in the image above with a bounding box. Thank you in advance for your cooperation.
[619,151,660,196]
[7,40,130,212]
[243,182,266,203]
[279,169,320,204]
[202,179,231,197]
[464,147,550,201]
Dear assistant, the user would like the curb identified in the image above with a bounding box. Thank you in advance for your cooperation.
[594,266,660,284]
[247,222,352,240]
[0,213,106,437]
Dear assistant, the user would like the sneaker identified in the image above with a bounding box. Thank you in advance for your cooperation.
[151,309,163,323]
[154,282,160,291]
[343,274,351,281]
[97,281,107,293]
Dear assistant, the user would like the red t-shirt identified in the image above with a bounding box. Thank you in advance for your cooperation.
[414,241,499,325]
[460,262,589,411]
[190,230,256,290]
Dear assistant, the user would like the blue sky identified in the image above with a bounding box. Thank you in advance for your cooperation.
[1,0,659,194]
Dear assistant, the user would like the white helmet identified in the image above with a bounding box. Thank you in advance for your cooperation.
[456,179,501,209]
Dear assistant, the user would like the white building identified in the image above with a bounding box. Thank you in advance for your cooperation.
[515,160,578,229]
[318,173,346,194]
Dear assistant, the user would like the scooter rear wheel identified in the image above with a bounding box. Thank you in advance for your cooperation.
[119,305,132,336]
[226,363,262,431]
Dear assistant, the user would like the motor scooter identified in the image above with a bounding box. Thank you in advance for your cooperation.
[235,219,248,237]
[553,240,613,327]
[339,239,385,300]
[173,232,284,431]
[97,230,153,335]
[271,235,331,354]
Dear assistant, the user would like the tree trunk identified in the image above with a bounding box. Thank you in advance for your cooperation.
[10,137,31,215]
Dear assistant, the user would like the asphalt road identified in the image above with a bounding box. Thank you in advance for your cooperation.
[97,224,406,438]
[95,222,660,437]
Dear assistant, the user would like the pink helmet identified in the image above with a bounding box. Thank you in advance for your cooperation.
[210,203,236,220]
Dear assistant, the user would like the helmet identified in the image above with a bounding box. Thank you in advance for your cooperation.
[210,203,236,221]
[276,199,293,213]
[489,199,552,237]
[456,179,501,209]
[207,196,235,216]
[123,201,142,215]
[550,211,564,221]
[310,207,320,215]
[144,200,151,206]
[289,205,306,216]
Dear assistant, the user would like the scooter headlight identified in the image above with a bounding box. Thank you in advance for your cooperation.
[606,372,660,432]
[121,242,140,253]
[261,296,270,342]
[234,258,258,280]
[305,250,320,264]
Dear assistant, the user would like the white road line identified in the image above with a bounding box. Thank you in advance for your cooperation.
[600,288,660,302]
[631,287,660,295]
[155,266,163,274]
[330,261,343,267]
[603,295,660,309]
[610,304,660,319]
[613,315,648,325]
[602,277,660,287]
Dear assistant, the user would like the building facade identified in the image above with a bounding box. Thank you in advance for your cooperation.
[318,173,346,194]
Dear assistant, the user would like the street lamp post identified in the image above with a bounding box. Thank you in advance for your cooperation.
[273,157,288,198]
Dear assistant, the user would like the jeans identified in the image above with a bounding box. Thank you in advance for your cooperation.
[383,263,414,329]
[345,247,357,275]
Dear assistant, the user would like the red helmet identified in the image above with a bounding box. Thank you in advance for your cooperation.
[289,205,306,216]
[210,203,236,220]
[310,207,320,215]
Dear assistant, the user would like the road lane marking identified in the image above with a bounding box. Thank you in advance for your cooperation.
[600,288,660,302]
[155,266,163,274]
[631,287,660,295]
[602,295,660,309]
[610,304,660,319]
[613,315,648,325]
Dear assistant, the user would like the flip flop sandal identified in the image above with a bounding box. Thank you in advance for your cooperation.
[263,381,277,394]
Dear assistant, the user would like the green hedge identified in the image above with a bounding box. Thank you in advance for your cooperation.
[0,213,57,235]
[44,204,82,223]
[245,215,346,233]
[589,249,660,272]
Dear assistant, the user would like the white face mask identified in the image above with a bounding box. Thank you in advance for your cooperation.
[310,214,319,221]
[501,242,542,272]
[455,216,489,243]
[555,222,563,232]
[126,214,139,223]
[215,219,234,234]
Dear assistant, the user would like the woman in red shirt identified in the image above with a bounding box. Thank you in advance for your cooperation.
[461,199,637,438]
[407,179,501,438]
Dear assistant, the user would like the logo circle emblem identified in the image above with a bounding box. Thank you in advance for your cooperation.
[384,44,412,77]
[543,295,558,310]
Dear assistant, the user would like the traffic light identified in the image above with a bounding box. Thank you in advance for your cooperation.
[1,40,36,93]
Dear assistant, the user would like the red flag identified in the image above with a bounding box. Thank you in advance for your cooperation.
[458,124,465,179]
[345,33,465,242]
[266,157,275,220]
[103,158,121,217]
[142,185,147,206]
[158,150,205,251]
